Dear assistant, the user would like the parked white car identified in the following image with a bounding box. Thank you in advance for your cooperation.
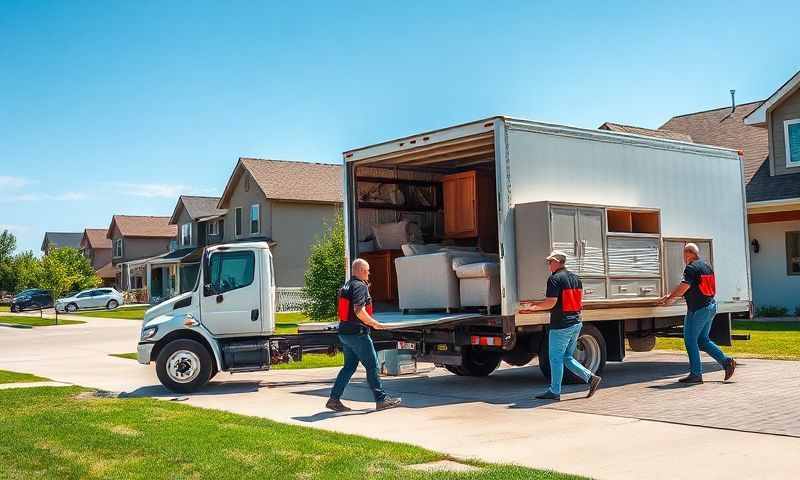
[56,288,124,312]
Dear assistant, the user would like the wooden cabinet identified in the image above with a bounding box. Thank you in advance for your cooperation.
[359,249,402,302]
[441,170,497,251]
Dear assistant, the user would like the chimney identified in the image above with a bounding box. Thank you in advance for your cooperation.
[730,89,736,112]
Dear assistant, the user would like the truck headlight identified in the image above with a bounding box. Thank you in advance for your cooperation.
[141,326,158,341]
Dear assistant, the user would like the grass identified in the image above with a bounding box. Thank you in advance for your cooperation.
[0,315,84,327]
[0,369,49,384]
[0,305,9,312]
[109,353,139,361]
[655,320,800,360]
[0,387,578,480]
[71,306,149,320]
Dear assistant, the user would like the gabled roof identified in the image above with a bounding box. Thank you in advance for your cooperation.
[744,70,800,126]
[82,228,112,250]
[660,101,768,184]
[95,262,117,279]
[106,215,177,239]
[218,158,343,209]
[598,122,693,142]
[169,195,226,224]
[41,232,83,252]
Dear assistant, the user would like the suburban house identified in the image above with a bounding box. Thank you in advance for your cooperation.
[40,232,82,255]
[79,228,116,287]
[600,70,800,311]
[106,215,177,299]
[153,195,228,296]
[217,158,342,287]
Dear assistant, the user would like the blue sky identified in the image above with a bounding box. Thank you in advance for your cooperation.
[1,1,798,253]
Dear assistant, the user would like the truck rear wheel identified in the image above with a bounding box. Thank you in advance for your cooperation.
[627,335,656,352]
[156,339,212,393]
[539,324,606,384]
[458,347,502,377]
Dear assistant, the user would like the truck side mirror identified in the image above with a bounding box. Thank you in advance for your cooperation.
[203,283,216,297]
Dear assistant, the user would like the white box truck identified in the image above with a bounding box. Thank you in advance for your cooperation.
[339,116,751,377]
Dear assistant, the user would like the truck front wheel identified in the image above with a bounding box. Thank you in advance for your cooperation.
[539,324,606,383]
[156,339,212,393]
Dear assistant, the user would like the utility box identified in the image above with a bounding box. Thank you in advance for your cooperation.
[378,349,417,376]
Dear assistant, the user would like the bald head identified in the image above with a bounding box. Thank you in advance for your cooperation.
[352,258,370,282]
[683,242,700,263]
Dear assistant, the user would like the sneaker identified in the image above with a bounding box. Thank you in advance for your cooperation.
[587,375,602,398]
[724,358,737,381]
[376,396,402,411]
[535,390,561,401]
[678,374,704,384]
[326,398,352,412]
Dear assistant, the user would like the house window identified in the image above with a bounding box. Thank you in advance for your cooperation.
[251,204,260,234]
[784,119,800,167]
[114,239,123,258]
[787,231,800,275]
[235,207,243,237]
[169,239,177,252]
[181,223,192,246]
[207,221,218,236]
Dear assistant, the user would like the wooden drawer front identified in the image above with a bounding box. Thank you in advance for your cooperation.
[609,278,661,298]
[607,237,660,277]
[581,278,607,300]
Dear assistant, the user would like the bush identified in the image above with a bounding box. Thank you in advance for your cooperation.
[756,305,789,318]
[302,211,345,321]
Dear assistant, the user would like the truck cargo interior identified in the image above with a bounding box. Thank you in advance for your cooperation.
[347,131,500,319]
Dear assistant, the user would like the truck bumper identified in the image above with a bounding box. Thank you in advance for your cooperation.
[137,342,154,365]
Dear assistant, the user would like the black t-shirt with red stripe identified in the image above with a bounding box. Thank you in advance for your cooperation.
[337,277,373,335]
[681,260,716,312]
[546,268,583,329]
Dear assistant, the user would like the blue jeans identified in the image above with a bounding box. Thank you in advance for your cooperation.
[548,323,593,395]
[684,301,729,375]
[330,333,387,402]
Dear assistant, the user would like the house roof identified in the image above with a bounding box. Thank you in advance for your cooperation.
[82,228,112,250]
[660,101,768,184]
[106,215,177,239]
[95,262,117,279]
[218,158,343,208]
[744,70,800,126]
[169,195,226,224]
[598,122,693,142]
[41,232,83,252]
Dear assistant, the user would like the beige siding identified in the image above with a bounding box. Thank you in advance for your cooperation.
[222,170,272,242]
[110,222,172,265]
[771,89,800,175]
[92,248,112,270]
[271,202,340,287]
[175,207,198,248]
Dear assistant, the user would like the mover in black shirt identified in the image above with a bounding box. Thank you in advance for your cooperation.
[524,250,602,401]
[661,243,736,383]
[327,258,402,412]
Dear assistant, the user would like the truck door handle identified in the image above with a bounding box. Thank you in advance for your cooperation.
[251,309,259,321]
[216,294,224,304]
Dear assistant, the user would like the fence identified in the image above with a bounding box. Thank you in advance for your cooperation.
[275,287,308,312]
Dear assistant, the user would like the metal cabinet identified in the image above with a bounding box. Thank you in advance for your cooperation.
[550,206,606,276]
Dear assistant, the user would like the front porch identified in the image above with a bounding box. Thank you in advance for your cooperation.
[748,199,800,312]
[119,248,203,304]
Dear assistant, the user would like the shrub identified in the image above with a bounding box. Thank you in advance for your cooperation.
[756,305,789,318]
[303,211,345,321]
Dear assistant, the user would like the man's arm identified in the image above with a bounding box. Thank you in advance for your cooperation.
[524,297,558,311]
[659,283,690,306]
[355,306,385,330]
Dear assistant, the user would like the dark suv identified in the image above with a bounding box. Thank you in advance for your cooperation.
[10,289,53,312]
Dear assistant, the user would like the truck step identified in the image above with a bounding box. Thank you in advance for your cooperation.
[228,365,270,373]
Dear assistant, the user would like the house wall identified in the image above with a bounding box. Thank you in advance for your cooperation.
[202,218,224,246]
[222,170,272,242]
[748,218,800,311]
[92,247,112,270]
[174,207,198,249]
[110,223,172,265]
[271,201,340,287]
[771,89,800,175]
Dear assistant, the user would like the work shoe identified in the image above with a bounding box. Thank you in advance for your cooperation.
[678,374,704,384]
[587,375,602,398]
[724,358,737,381]
[376,396,402,411]
[535,390,561,401]
[326,398,352,412]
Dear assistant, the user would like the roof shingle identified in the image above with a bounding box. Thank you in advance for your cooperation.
[83,228,112,249]
[107,215,177,239]
[41,232,83,252]
[170,196,226,224]
[598,122,693,142]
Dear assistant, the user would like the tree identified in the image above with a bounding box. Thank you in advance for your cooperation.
[3,251,43,293]
[38,247,101,300]
[303,211,345,321]
[0,230,15,262]
[0,230,19,293]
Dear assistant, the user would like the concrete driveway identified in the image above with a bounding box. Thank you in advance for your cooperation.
[1,316,799,479]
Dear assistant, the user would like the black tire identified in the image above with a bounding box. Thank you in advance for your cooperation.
[539,324,607,384]
[10,305,19,313]
[65,303,78,313]
[155,339,212,393]
[459,347,502,377]
[628,335,656,352]
[501,341,536,367]
[106,300,119,310]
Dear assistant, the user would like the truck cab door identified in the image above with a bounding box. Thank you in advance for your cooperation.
[200,250,262,335]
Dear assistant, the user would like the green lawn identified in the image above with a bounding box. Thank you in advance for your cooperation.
[0,369,49,384]
[0,315,84,327]
[0,387,577,480]
[0,305,9,312]
[109,353,139,361]
[71,306,149,320]
[655,320,800,360]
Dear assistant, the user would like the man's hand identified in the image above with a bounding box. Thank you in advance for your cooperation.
[658,295,675,306]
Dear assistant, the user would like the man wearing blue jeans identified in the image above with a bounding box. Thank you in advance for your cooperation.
[525,251,602,401]
[660,243,736,384]
[326,258,401,412]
